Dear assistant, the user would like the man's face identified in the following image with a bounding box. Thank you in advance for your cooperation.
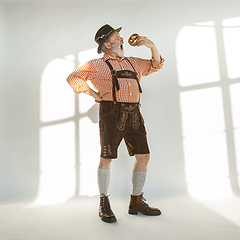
[108,31,124,57]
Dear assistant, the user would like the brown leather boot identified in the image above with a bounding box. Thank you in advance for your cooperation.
[99,194,117,223]
[128,192,161,216]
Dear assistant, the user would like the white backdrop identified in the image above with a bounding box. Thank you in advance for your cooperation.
[1,0,240,211]
[1,1,240,239]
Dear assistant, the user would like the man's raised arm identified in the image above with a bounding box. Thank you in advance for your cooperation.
[136,36,165,64]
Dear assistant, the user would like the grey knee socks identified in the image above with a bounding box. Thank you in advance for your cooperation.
[98,169,146,197]
[132,170,147,196]
[98,168,110,197]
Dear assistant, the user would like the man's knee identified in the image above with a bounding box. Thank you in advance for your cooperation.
[99,157,112,169]
[135,153,150,164]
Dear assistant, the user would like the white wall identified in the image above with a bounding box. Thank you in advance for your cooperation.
[1,0,240,204]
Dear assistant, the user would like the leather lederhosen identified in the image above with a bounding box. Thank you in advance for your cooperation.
[105,58,142,102]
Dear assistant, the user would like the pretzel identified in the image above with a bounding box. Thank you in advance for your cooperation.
[128,33,139,46]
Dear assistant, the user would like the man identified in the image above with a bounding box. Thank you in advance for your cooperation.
[66,24,165,223]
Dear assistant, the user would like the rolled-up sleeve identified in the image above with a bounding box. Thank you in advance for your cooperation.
[150,59,164,71]
[133,57,164,77]
[66,60,97,93]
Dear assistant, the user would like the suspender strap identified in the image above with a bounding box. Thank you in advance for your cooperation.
[125,58,142,93]
[105,58,143,102]
[105,60,120,102]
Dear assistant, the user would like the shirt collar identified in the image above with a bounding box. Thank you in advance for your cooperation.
[103,54,126,62]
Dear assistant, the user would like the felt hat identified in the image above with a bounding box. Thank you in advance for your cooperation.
[95,24,122,54]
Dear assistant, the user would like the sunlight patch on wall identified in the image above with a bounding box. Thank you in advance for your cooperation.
[176,22,220,86]
[79,116,100,196]
[34,47,100,207]
[234,129,240,185]
[180,88,233,199]
[40,58,75,122]
[222,17,240,79]
[229,83,240,184]
[78,47,100,196]
[229,83,240,129]
[32,122,75,207]
[79,47,100,114]
[181,88,225,136]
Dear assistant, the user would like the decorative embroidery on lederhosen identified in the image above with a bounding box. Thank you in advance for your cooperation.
[117,104,140,130]
[132,112,140,129]
[117,112,128,130]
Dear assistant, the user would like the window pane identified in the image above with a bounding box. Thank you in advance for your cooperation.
[180,87,225,136]
[34,121,75,206]
[180,87,232,198]
[40,58,75,122]
[233,129,240,185]
[176,23,220,86]
[183,133,232,198]
[230,83,240,128]
[230,83,240,185]
[79,117,100,196]
[223,17,240,79]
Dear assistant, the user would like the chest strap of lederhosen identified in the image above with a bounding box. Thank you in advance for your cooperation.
[105,58,142,102]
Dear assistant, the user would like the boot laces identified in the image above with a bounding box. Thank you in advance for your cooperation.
[101,194,113,213]
[140,192,147,202]
[139,192,149,207]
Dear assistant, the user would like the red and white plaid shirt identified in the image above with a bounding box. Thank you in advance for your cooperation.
[67,54,163,102]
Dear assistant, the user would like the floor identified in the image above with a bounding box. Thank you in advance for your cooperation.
[0,195,240,240]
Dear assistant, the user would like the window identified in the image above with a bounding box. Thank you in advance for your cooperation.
[176,17,240,199]
[33,48,101,206]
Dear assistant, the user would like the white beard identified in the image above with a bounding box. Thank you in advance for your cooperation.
[110,42,125,58]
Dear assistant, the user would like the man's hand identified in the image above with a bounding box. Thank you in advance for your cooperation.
[84,88,102,102]
[136,36,163,64]
[136,36,155,49]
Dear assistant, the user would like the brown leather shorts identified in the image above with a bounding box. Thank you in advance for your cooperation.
[99,101,150,159]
